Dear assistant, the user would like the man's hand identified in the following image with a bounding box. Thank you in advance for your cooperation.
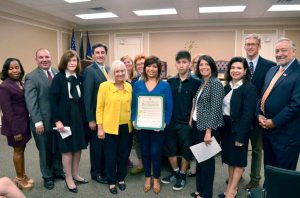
[36,124,45,135]
[89,121,97,131]
[264,119,275,129]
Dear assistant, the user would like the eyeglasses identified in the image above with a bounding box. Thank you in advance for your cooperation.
[245,43,259,47]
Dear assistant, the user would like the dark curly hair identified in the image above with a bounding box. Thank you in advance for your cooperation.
[1,58,25,81]
[224,57,251,85]
[195,55,218,79]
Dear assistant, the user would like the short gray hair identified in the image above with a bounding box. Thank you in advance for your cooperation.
[276,37,296,50]
[108,60,128,83]
[245,33,261,45]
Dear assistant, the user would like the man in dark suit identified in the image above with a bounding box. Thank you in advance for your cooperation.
[258,38,300,170]
[244,34,276,189]
[83,43,109,184]
[25,48,64,190]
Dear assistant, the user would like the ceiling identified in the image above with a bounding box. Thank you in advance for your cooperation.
[5,0,300,27]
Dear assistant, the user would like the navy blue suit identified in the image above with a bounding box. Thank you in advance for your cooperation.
[257,59,300,170]
[83,62,109,179]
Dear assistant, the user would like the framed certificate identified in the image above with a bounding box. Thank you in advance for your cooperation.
[135,94,165,130]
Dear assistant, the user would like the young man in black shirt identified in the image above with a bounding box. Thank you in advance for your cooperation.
[161,50,201,190]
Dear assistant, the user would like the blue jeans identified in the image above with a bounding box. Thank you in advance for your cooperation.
[138,130,165,178]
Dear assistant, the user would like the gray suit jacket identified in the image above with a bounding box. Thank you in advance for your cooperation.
[25,67,58,131]
[83,62,109,122]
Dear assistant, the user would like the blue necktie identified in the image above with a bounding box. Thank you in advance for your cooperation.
[249,61,254,77]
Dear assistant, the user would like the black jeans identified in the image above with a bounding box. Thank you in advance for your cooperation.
[193,122,215,198]
[104,124,133,185]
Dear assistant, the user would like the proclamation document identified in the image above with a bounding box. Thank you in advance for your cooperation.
[135,94,165,130]
[189,137,221,163]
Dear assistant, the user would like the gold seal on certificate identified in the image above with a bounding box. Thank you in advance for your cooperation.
[135,94,165,130]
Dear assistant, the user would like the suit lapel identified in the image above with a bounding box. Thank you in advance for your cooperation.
[272,60,297,90]
[262,66,278,94]
[37,68,51,85]
[92,62,106,81]
[252,56,263,82]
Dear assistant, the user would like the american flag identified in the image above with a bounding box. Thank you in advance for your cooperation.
[70,29,76,51]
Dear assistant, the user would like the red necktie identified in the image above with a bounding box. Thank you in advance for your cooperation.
[47,71,53,81]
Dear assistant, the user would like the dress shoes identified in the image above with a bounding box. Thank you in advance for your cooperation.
[67,186,78,193]
[118,183,126,191]
[44,178,54,190]
[109,186,118,195]
[53,173,65,180]
[190,192,200,197]
[74,177,89,184]
[92,175,108,184]
[218,192,226,198]
[187,172,196,177]
[65,180,78,193]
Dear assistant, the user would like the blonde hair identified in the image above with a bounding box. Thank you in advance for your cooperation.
[245,33,261,45]
[120,55,137,80]
[108,60,128,83]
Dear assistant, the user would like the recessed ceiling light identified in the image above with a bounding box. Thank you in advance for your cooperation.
[268,4,300,11]
[64,0,91,3]
[76,12,118,19]
[133,8,177,16]
[199,6,246,13]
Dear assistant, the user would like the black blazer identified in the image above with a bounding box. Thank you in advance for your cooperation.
[50,72,84,126]
[251,56,276,99]
[221,82,257,143]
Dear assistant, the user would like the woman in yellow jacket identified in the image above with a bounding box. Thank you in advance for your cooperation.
[96,60,133,195]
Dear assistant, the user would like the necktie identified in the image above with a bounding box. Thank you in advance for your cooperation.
[101,66,109,79]
[67,76,80,101]
[47,71,53,81]
[260,67,285,113]
[249,62,254,77]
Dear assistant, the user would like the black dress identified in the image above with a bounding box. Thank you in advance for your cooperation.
[51,72,87,153]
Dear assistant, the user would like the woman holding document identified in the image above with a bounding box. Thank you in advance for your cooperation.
[96,60,133,195]
[189,55,224,198]
[218,57,256,198]
[50,50,87,193]
[131,56,173,194]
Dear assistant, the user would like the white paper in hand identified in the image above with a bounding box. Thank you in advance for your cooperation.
[53,126,72,139]
[189,137,221,163]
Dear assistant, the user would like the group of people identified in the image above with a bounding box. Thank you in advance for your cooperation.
[0,34,299,198]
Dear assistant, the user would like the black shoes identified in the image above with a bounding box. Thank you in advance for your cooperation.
[74,177,89,184]
[53,173,65,180]
[65,180,78,193]
[118,183,126,191]
[109,186,118,195]
[92,175,108,184]
[44,178,54,190]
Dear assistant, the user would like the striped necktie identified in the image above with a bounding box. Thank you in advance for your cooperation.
[260,66,285,113]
